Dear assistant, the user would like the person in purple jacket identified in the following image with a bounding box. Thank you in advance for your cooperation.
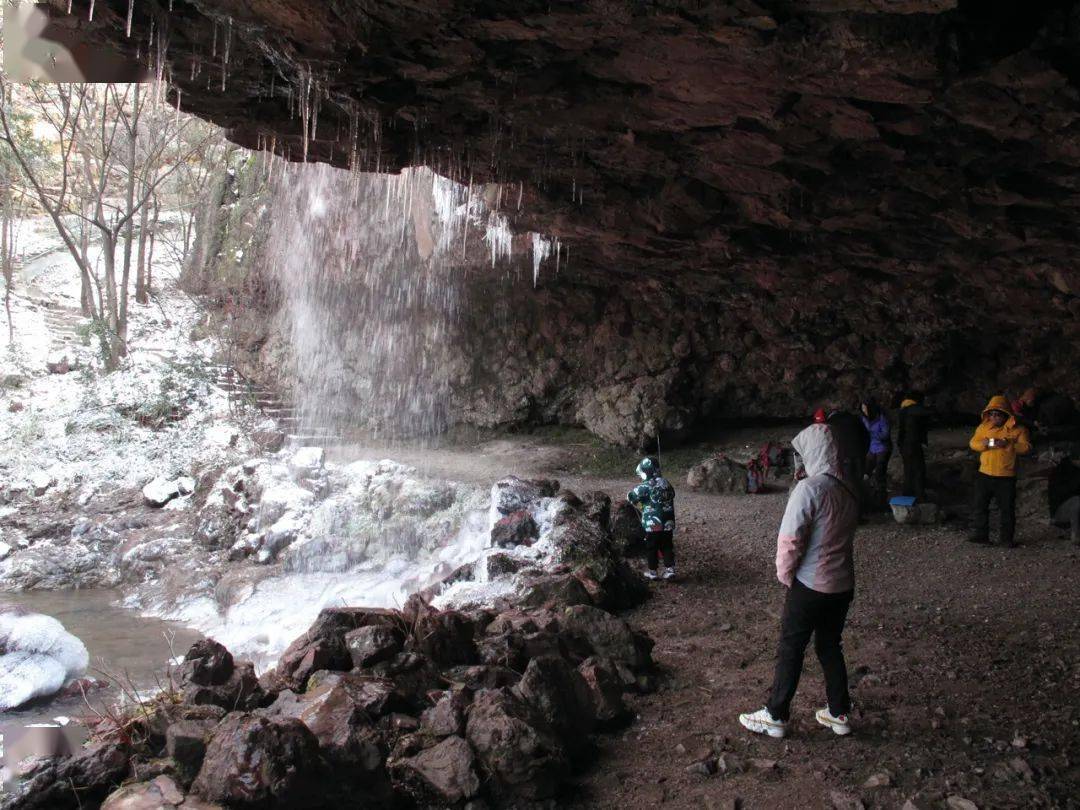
[739,423,859,739]
[860,398,892,509]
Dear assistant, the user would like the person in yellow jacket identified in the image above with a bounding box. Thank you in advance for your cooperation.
[967,395,1032,547]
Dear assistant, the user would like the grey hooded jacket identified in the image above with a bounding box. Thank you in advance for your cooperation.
[776,424,859,593]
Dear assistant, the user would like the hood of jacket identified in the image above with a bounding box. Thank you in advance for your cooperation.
[792,423,841,478]
[982,395,1014,422]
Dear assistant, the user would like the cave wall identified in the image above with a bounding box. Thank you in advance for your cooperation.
[185,157,1079,447]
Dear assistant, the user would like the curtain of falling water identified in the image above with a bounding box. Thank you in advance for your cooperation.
[265,163,510,440]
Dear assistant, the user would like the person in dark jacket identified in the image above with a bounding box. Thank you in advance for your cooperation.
[860,398,891,509]
[1048,456,1080,546]
[826,410,870,514]
[898,394,930,499]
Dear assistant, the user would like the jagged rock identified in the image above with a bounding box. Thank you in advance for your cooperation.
[485,552,532,577]
[166,721,218,785]
[686,456,748,494]
[181,639,234,686]
[443,665,521,691]
[519,574,593,609]
[946,798,979,810]
[288,447,324,477]
[100,775,221,809]
[465,689,568,801]
[578,656,632,728]
[491,476,558,515]
[421,690,470,737]
[581,491,612,531]
[29,470,56,497]
[490,509,539,548]
[193,505,240,550]
[182,661,265,711]
[46,352,71,374]
[191,714,321,807]
[252,429,286,452]
[610,502,646,557]
[392,735,481,805]
[406,610,477,668]
[143,477,184,507]
[559,605,654,670]
[512,655,595,748]
[345,624,403,669]
[268,607,400,691]
[16,741,130,810]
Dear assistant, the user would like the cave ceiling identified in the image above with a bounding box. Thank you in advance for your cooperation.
[56,1,1080,309]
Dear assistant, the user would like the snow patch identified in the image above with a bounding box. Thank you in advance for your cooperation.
[0,608,89,710]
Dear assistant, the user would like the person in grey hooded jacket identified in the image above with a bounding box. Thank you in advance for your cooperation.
[739,423,859,739]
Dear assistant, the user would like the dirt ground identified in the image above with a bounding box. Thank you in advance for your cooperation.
[358,424,1080,809]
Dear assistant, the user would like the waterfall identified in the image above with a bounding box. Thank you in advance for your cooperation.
[265,163,528,442]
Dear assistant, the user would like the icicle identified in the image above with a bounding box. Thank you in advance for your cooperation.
[126,0,134,37]
[169,0,174,10]
[517,182,523,210]
[67,0,72,14]
[212,19,218,58]
[89,0,95,22]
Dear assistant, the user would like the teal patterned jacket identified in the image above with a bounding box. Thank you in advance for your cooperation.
[627,476,676,533]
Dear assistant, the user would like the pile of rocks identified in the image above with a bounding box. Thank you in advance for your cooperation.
[3,478,655,809]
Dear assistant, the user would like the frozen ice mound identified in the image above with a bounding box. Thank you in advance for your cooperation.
[0,607,89,710]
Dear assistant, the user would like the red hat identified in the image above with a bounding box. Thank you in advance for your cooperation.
[812,408,827,424]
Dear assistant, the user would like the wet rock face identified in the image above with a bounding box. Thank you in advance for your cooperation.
[71,1,1080,444]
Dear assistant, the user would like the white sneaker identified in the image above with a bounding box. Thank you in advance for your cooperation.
[644,569,658,581]
[738,708,787,738]
[815,707,852,736]
[662,567,676,580]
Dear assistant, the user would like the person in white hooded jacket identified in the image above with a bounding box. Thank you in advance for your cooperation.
[739,423,859,738]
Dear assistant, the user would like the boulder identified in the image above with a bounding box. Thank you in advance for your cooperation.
[686,455,748,494]
[17,741,130,809]
[181,639,234,686]
[269,607,400,691]
[559,605,654,670]
[46,352,71,374]
[491,476,558,515]
[182,661,265,711]
[166,720,218,785]
[490,509,538,548]
[581,491,612,531]
[29,470,56,497]
[101,774,222,809]
[288,447,324,477]
[485,552,532,578]
[345,624,403,669]
[143,477,183,507]
[420,690,471,737]
[406,610,477,668]
[578,656,631,728]
[252,429,286,452]
[512,655,596,747]
[191,714,322,807]
[519,574,593,609]
[465,689,568,800]
[610,501,646,556]
[392,735,481,805]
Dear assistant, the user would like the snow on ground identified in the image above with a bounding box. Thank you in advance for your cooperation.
[0,216,256,509]
[0,606,89,710]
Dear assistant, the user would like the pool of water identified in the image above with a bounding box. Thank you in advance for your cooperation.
[0,589,202,728]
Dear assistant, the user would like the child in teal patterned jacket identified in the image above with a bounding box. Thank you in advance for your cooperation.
[627,457,677,580]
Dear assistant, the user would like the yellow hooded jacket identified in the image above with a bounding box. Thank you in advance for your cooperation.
[968,395,1032,477]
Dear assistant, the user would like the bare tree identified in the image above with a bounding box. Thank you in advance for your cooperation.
[0,80,213,368]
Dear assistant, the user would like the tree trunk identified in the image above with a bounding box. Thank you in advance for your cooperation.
[146,194,160,299]
[135,175,151,304]
[119,84,140,355]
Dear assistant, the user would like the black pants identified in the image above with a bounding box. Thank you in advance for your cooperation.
[972,473,1017,546]
[644,530,674,571]
[766,579,854,722]
[865,449,891,507]
[900,444,926,499]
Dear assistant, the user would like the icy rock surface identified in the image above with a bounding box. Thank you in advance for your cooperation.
[0,606,89,710]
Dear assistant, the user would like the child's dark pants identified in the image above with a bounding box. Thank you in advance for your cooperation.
[645,530,674,571]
